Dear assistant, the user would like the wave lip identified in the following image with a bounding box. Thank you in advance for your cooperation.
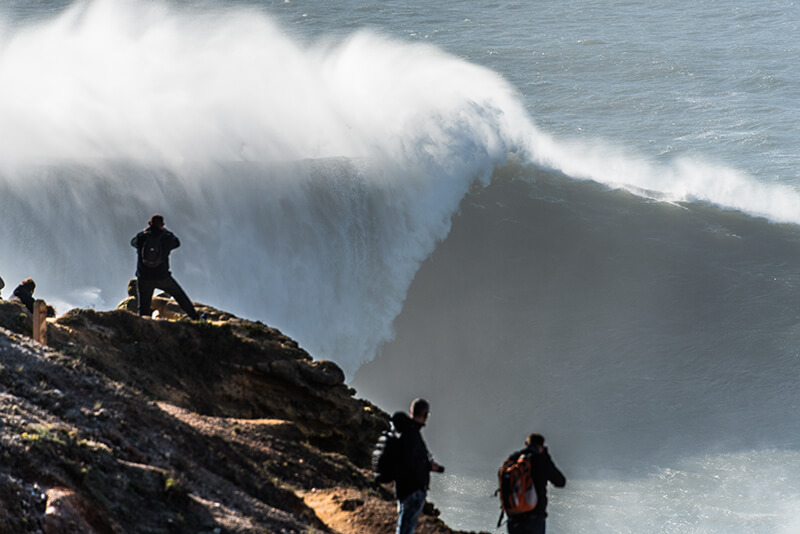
[522,130,800,226]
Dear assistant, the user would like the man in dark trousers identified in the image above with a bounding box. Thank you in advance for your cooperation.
[505,433,566,534]
[391,398,445,534]
[130,214,200,320]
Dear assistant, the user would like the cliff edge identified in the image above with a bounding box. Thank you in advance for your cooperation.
[0,299,486,534]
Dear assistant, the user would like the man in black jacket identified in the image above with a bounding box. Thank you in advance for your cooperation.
[391,398,445,534]
[505,433,566,534]
[130,214,200,320]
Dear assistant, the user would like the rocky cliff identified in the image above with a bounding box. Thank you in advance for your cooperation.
[0,299,485,534]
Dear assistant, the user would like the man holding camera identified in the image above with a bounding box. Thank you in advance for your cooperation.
[130,214,200,321]
[391,398,445,534]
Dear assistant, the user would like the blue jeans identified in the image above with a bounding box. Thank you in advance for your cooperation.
[396,489,426,534]
[507,513,546,534]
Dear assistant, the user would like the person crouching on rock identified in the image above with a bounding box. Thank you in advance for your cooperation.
[12,278,36,313]
[130,214,200,321]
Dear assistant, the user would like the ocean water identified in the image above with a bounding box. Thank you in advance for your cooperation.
[1,1,800,532]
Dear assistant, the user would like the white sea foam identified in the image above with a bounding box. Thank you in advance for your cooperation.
[431,450,800,534]
[523,133,800,225]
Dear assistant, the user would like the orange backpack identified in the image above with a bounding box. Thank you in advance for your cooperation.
[496,453,537,526]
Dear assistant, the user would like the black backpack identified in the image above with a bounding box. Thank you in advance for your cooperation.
[141,232,165,268]
[371,429,402,483]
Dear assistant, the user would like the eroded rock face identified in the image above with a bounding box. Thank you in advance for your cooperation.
[43,487,116,534]
[0,302,475,534]
[45,306,388,466]
[0,298,33,335]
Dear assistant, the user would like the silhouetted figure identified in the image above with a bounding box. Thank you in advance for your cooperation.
[503,434,566,534]
[392,398,445,534]
[130,214,200,320]
[12,278,36,313]
[0,274,4,298]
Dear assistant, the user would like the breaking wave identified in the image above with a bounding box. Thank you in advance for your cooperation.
[1,0,798,376]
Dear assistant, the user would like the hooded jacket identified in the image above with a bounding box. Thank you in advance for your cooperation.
[391,411,434,501]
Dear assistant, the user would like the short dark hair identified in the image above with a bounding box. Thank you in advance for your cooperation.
[149,214,165,228]
[410,398,430,418]
[525,433,545,448]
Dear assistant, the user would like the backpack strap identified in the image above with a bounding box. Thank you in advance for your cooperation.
[496,508,506,528]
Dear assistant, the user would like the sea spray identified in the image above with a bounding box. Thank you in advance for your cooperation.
[0,0,526,374]
[1,0,798,376]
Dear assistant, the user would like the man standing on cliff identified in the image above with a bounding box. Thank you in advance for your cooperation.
[391,398,445,534]
[504,433,566,534]
[130,214,200,321]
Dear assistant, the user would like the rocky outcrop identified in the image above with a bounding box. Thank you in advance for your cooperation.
[46,306,389,467]
[0,300,483,534]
